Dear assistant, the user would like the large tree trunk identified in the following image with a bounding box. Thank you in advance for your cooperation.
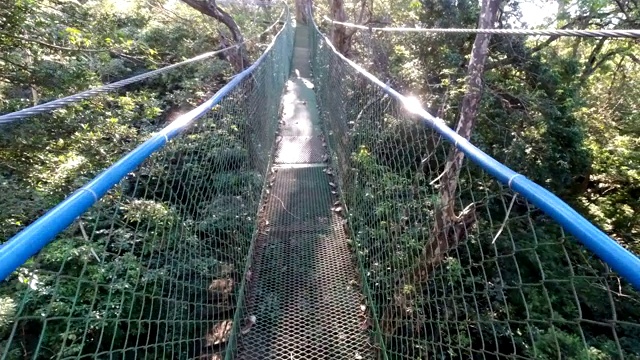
[295,0,312,24]
[420,0,501,278]
[328,0,368,56]
[380,0,501,340]
[181,0,250,71]
[329,0,350,55]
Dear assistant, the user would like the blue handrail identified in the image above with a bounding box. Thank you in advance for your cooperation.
[0,16,291,281]
[312,20,640,290]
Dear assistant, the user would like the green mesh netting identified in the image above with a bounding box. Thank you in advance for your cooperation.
[0,16,293,360]
[227,23,371,360]
[309,22,640,360]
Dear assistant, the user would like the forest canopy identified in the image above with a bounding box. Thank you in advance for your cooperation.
[312,0,640,357]
[0,0,280,358]
[1,0,639,359]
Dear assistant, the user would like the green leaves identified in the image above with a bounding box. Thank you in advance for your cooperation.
[0,1,281,358]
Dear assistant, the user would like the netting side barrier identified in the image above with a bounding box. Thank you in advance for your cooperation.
[0,9,293,360]
[309,17,640,360]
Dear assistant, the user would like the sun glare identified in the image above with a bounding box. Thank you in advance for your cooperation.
[403,95,423,115]
[109,0,135,13]
[518,0,557,27]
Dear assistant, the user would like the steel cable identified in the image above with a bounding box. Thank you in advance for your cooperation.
[323,16,640,38]
[0,6,285,124]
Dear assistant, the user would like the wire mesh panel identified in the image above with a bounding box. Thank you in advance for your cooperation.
[235,167,370,359]
[0,18,293,360]
[0,10,286,245]
[229,23,371,360]
[310,24,640,360]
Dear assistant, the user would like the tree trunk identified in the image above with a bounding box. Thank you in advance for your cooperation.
[295,0,312,24]
[329,0,349,55]
[328,0,367,56]
[181,0,250,72]
[420,0,501,278]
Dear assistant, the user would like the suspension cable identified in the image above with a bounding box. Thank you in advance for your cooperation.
[323,16,640,38]
[0,6,285,125]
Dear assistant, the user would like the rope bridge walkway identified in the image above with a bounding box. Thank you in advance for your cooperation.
[1,6,640,360]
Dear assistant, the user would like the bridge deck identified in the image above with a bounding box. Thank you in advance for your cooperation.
[236,24,371,359]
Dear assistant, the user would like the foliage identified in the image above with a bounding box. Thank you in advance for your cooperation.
[0,0,279,358]
[1,0,640,358]
[314,0,640,358]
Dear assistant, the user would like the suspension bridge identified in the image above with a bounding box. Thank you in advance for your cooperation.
[1,5,640,360]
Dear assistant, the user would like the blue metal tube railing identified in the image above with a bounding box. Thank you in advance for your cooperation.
[0,15,291,281]
[311,20,640,290]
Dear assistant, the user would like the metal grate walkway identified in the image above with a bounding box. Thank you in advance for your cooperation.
[236,24,371,359]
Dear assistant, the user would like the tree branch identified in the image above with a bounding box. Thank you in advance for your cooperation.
[426,0,501,276]
[626,52,640,65]
[579,38,607,82]
[180,0,249,70]
[150,0,196,25]
[580,46,629,84]
[613,0,630,19]
[485,15,595,71]
[0,30,160,66]
[346,0,369,37]
[0,30,107,53]
[0,57,32,72]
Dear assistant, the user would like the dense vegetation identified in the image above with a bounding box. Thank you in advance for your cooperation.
[0,0,280,358]
[1,0,639,359]
[312,0,640,358]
